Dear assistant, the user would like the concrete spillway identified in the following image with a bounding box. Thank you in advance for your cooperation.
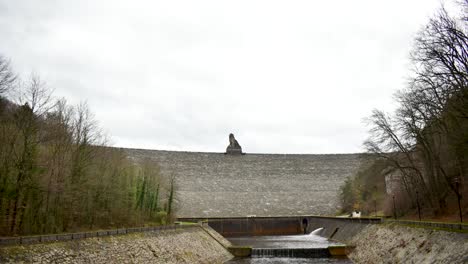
[251,248,330,258]
[226,232,352,263]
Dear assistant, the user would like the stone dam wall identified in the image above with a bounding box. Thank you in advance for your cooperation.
[125,148,367,217]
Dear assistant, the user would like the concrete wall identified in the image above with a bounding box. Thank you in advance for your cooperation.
[125,148,368,217]
[304,216,380,242]
[207,217,302,237]
[0,226,233,264]
[178,216,380,239]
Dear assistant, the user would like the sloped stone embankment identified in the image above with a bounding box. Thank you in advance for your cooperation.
[348,223,468,264]
[0,226,233,264]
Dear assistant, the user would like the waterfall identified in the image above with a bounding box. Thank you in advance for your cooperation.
[310,227,324,236]
[251,248,330,258]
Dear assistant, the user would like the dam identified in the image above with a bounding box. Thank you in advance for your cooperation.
[2,136,467,263]
[125,145,368,218]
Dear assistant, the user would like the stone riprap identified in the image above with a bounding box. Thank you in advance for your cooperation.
[348,223,468,264]
[0,227,233,264]
[125,148,367,217]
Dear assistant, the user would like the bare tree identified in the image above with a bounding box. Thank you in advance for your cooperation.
[17,75,56,118]
[8,76,55,233]
[408,4,467,205]
[0,55,16,95]
[364,3,467,215]
[0,61,172,235]
[364,110,431,205]
[410,6,468,119]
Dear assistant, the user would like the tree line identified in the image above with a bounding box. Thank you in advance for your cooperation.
[341,2,467,219]
[0,57,175,236]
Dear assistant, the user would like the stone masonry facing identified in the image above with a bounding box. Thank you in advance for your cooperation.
[125,148,367,217]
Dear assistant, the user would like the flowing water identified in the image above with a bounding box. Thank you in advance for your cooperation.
[226,258,352,264]
[225,229,353,264]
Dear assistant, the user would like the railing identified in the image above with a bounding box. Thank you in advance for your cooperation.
[0,224,199,246]
[178,215,383,224]
[384,219,467,231]
[304,215,382,224]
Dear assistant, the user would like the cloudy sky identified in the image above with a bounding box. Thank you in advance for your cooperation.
[0,0,454,154]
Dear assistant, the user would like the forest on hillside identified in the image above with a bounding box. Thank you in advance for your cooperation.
[0,60,174,236]
[341,2,468,220]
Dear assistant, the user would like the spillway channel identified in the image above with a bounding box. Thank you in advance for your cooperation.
[225,230,353,264]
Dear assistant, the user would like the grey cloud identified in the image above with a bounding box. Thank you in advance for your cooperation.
[0,0,448,153]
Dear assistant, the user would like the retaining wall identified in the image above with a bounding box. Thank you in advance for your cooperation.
[305,216,381,242]
[178,216,381,239]
[179,217,302,237]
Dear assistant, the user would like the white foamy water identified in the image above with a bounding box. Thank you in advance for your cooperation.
[228,233,343,249]
[226,232,351,263]
[310,228,324,236]
[226,258,352,264]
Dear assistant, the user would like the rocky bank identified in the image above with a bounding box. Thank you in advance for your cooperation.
[0,226,233,264]
[348,223,468,264]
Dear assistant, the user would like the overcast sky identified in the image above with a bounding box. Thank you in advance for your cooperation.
[0,0,455,154]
